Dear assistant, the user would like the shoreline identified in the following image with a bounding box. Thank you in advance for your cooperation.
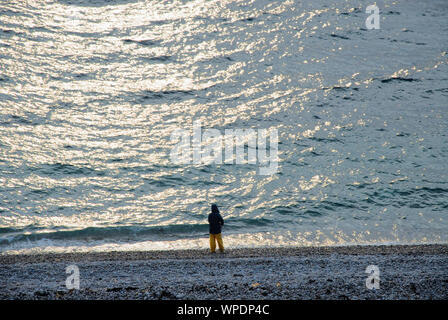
[1,244,447,300]
[1,243,447,264]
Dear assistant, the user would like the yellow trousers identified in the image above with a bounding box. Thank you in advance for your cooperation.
[209,233,224,253]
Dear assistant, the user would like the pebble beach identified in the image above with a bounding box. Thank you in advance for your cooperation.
[1,244,447,300]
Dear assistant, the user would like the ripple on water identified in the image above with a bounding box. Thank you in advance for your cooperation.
[0,0,447,252]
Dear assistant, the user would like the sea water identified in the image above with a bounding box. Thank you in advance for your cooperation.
[0,0,447,254]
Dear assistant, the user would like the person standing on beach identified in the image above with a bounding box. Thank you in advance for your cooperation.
[208,204,224,253]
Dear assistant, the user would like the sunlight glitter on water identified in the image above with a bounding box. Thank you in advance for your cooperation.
[0,0,447,253]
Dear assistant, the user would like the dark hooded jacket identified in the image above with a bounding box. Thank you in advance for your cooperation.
[208,204,224,234]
